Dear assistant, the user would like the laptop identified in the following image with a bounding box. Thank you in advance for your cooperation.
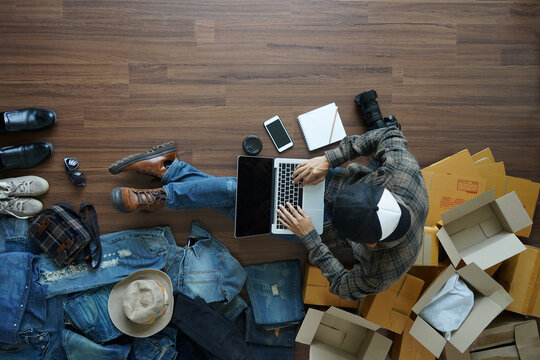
[235,156,325,238]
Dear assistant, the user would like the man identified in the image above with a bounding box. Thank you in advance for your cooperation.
[109,110,428,301]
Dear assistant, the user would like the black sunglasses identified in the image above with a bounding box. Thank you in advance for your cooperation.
[64,157,86,187]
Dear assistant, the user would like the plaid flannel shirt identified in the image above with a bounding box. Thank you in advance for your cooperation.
[300,127,429,300]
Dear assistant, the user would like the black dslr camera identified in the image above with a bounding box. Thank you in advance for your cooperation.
[355,90,400,131]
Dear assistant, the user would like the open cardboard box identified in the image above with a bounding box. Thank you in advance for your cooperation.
[296,306,392,360]
[409,263,513,357]
[437,190,531,270]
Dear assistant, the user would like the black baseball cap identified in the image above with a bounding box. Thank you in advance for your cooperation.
[328,183,411,243]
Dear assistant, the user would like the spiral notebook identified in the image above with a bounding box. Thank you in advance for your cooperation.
[298,103,346,151]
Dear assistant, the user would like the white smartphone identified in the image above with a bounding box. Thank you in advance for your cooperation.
[263,115,293,152]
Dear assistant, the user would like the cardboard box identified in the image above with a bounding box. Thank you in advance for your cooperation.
[469,312,538,352]
[468,319,540,360]
[415,226,439,266]
[296,306,392,360]
[422,170,487,227]
[505,176,540,238]
[409,263,514,357]
[358,274,425,334]
[440,343,471,360]
[391,317,435,360]
[437,190,531,270]
[303,265,358,308]
[496,245,540,317]
[423,149,481,178]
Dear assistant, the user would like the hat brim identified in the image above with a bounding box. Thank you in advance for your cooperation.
[108,269,174,338]
[380,202,411,242]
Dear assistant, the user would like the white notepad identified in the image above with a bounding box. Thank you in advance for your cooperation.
[297,103,346,151]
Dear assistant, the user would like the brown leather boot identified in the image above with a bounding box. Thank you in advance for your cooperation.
[111,187,167,213]
[108,141,176,178]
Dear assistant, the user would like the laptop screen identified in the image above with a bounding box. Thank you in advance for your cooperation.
[235,156,273,237]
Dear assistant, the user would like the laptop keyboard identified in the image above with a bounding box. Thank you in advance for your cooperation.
[275,162,303,229]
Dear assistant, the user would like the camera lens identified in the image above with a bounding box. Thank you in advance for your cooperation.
[355,89,385,131]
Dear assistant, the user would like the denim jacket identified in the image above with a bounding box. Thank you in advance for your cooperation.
[164,220,246,303]
[0,252,47,345]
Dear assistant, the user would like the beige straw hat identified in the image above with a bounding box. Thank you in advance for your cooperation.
[108,269,174,338]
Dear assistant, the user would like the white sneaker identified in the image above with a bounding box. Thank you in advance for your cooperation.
[0,176,49,198]
[0,197,43,219]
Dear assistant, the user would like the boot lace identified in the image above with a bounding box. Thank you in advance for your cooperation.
[146,141,174,154]
[134,189,167,207]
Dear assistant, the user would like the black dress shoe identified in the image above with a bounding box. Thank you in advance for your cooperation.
[0,142,54,171]
[1,108,57,133]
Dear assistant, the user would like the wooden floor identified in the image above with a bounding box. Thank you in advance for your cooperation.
[1,0,538,358]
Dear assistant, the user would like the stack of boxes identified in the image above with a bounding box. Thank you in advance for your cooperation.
[296,148,540,359]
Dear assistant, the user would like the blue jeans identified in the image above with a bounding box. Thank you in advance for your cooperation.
[210,294,248,323]
[63,284,121,344]
[236,307,296,360]
[130,326,178,360]
[162,159,237,218]
[0,215,41,254]
[244,260,304,330]
[162,159,300,243]
[38,226,175,298]
[62,330,130,360]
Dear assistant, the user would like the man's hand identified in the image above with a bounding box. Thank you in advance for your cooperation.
[292,155,330,187]
[277,203,314,237]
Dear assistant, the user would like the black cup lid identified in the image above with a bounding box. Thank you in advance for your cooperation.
[242,135,263,155]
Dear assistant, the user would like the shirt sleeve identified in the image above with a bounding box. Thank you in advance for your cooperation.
[301,229,379,300]
[324,126,408,168]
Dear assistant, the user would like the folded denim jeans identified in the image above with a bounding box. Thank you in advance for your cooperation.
[235,307,296,360]
[171,292,250,360]
[0,215,41,254]
[244,260,304,330]
[62,330,131,360]
[130,326,178,360]
[210,294,248,323]
[64,284,122,344]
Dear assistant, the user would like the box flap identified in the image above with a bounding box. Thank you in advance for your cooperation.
[441,190,495,225]
[357,331,392,360]
[423,149,481,178]
[506,177,540,238]
[460,232,526,270]
[449,296,506,353]
[412,265,456,314]
[436,227,463,268]
[477,161,505,176]
[409,316,447,357]
[457,263,504,297]
[310,341,356,360]
[326,306,380,331]
[296,308,324,345]
[515,321,540,360]
[494,191,533,233]
[471,148,495,163]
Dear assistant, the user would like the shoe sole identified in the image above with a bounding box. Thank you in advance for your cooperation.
[110,188,130,213]
[108,141,176,175]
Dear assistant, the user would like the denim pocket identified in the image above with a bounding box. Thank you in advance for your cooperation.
[141,231,170,254]
[64,284,121,344]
